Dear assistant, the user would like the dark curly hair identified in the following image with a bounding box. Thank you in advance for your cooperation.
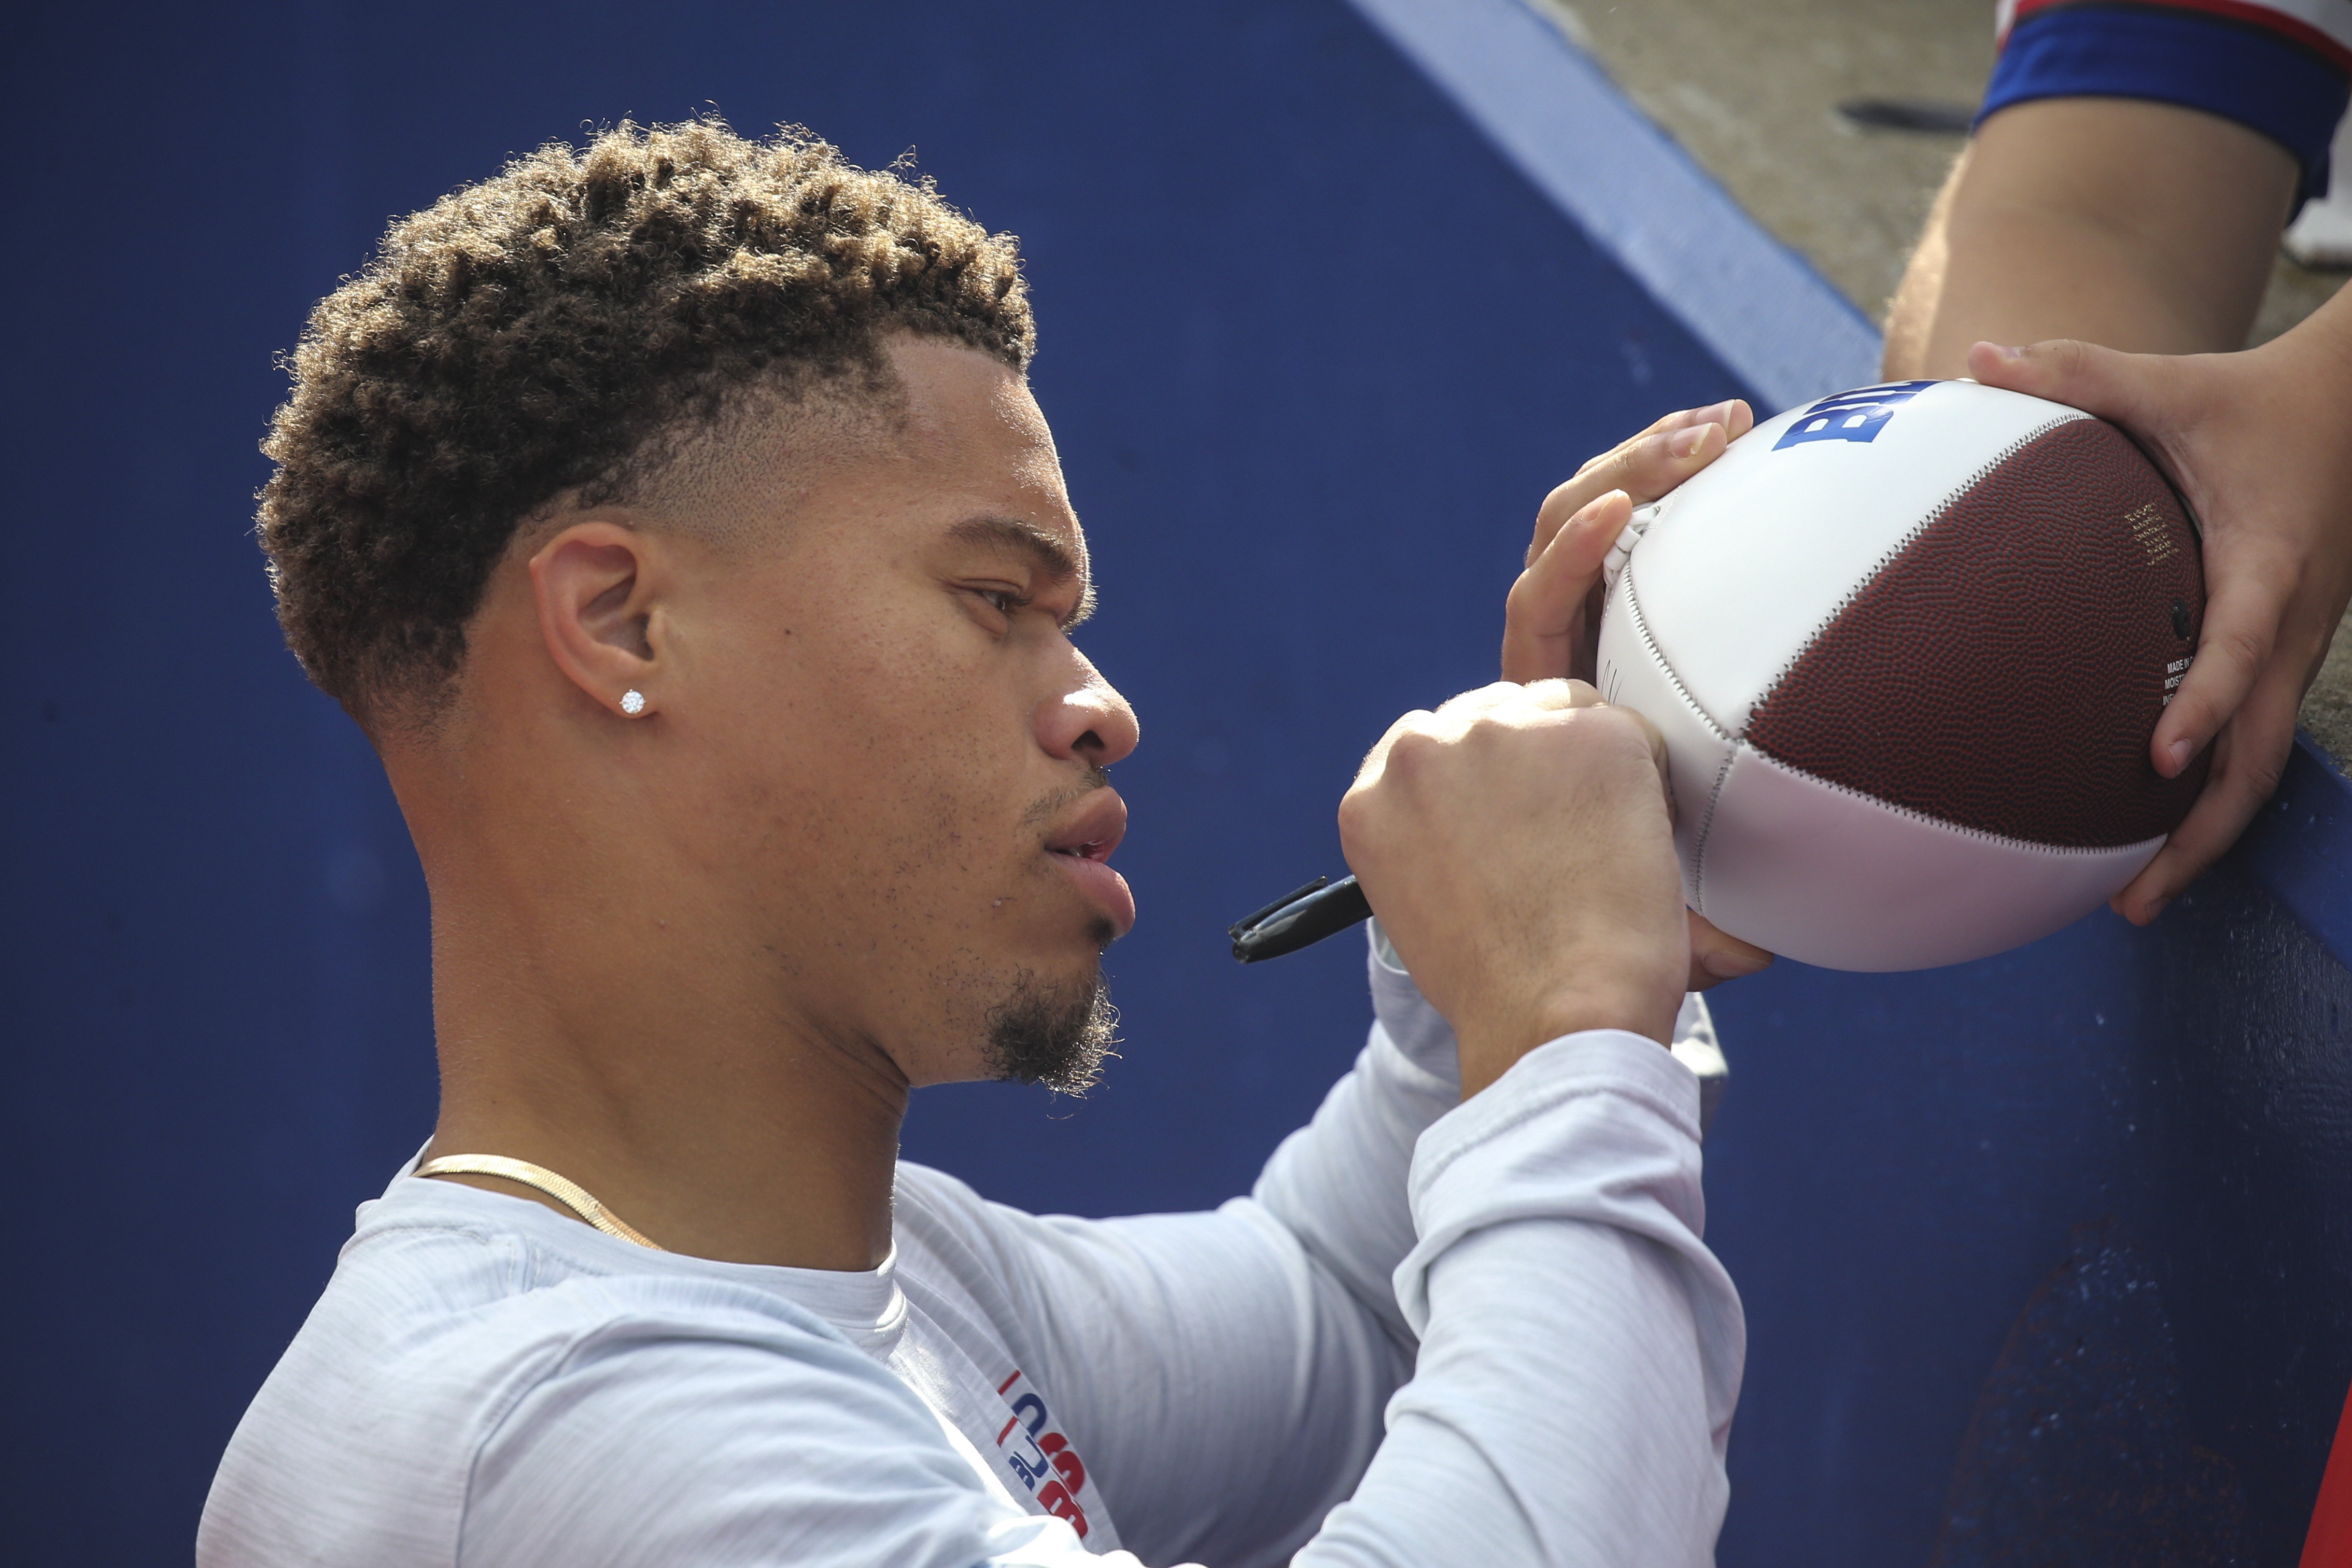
[259,118,1034,725]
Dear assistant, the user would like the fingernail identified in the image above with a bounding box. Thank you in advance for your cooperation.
[1702,948,1770,979]
[1987,343,2026,363]
[1578,488,1628,521]
[1672,424,1714,458]
[2163,738,2194,775]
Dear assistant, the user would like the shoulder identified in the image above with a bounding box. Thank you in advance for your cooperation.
[281,1187,886,1393]
[891,1157,1068,1284]
[889,1160,1049,1326]
[200,1194,953,1568]
[456,1282,1017,1568]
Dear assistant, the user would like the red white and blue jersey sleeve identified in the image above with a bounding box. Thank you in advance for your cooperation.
[1983,1,2352,203]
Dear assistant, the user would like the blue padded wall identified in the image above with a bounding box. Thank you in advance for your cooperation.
[1706,751,2352,1565]
[6,2,2348,1564]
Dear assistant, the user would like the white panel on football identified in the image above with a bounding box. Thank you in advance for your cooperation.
[1628,382,2086,736]
[1596,564,1735,905]
[1695,746,2160,971]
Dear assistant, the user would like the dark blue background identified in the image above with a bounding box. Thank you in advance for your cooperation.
[7,3,2347,1564]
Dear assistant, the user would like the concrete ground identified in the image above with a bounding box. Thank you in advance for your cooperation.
[1536,0,2352,761]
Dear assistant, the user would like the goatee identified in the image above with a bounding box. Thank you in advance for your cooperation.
[984,963,1120,1095]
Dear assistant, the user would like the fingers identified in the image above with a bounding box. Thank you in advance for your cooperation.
[1506,400,1753,693]
[1529,400,1751,568]
[2151,570,2287,775]
[1516,676,1608,711]
[1568,400,1747,478]
[1513,681,1673,814]
[1608,695,1671,797]
[1652,397,1753,445]
[1353,707,1436,787]
[1503,489,1629,683]
[1636,397,1752,449]
[1685,910,1772,991]
[1430,677,1603,722]
[2110,679,2299,923]
[1356,679,1604,784]
[1534,419,1721,564]
[1966,338,2169,435]
[1971,333,2258,780]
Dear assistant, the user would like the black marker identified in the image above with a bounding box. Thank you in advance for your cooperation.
[1228,874,1373,963]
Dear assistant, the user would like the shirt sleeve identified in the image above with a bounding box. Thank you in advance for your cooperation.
[895,950,1449,1565]
[1982,1,2352,206]
[915,930,1739,1567]
[1307,1034,1742,1567]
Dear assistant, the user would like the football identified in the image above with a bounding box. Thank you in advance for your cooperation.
[1596,379,2206,971]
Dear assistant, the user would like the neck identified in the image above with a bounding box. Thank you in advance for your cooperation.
[417,855,907,1273]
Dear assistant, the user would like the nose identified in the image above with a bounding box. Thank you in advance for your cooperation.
[1038,659,1139,768]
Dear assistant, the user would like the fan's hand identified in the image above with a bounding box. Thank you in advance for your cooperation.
[1971,321,2352,923]
[1502,400,1753,686]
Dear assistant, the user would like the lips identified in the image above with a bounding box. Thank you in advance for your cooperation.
[1044,788,1135,937]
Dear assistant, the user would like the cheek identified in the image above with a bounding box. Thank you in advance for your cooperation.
[710,615,1033,877]
[889,684,1037,859]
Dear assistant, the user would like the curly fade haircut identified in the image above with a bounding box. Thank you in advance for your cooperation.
[259,119,1034,724]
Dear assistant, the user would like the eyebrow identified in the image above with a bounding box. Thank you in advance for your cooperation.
[947,515,1098,628]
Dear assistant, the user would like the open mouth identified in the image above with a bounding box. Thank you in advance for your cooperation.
[1045,789,1128,863]
[1042,788,1134,936]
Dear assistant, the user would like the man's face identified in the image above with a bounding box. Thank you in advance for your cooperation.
[657,337,1137,1091]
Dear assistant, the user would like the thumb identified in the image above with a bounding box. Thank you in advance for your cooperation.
[1967,338,2166,433]
[1686,909,1771,990]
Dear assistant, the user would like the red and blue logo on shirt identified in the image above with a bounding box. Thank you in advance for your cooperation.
[993,1369,1091,1538]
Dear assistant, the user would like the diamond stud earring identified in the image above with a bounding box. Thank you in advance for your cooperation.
[619,689,647,716]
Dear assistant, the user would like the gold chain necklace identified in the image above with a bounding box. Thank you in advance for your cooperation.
[414,1154,664,1250]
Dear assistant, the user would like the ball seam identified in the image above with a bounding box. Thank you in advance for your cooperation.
[1744,414,2078,735]
[1740,746,2168,856]
[1621,563,1738,912]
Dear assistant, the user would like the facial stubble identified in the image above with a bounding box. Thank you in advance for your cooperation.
[982,917,1121,1094]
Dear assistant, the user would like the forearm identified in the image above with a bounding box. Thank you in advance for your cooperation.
[1884,98,2297,379]
[1309,1225,1721,1567]
[964,935,1724,1564]
[1301,1033,1740,1567]
[1255,928,1722,1336]
[1246,937,1464,1343]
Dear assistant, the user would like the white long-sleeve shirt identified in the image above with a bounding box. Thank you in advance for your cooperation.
[199,935,1743,1567]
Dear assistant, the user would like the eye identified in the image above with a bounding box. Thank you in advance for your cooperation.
[965,583,1033,624]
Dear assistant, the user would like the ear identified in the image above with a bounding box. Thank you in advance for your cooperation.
[529,521,665,719]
